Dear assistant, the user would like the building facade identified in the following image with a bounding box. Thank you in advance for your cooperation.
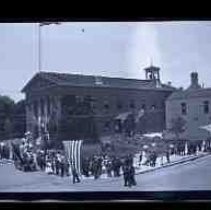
[166,72,211,140]
[22,66,175,142]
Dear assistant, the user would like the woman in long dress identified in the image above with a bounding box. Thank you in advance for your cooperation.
[45,158,53,174]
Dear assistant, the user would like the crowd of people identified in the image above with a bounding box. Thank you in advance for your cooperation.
[0,136,81,183]
[5,136,137,187]
[0,135,211,188]
[82,155,123,179]
[81,154,136,187]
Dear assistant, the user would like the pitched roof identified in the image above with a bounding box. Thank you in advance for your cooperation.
[22,71,175,92]
[167,87,211,101]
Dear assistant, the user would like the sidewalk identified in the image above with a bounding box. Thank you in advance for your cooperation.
[0,159,13,165]
[133,152,209,175]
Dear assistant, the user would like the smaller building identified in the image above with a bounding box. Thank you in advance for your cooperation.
[166,72,211,140]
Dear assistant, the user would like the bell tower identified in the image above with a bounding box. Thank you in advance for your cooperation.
[144,65,160,81]
[144,64,161,86]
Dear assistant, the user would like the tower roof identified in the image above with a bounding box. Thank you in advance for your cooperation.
[144,65,160,72]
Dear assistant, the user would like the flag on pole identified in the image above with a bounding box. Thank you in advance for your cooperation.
[39,22,61,27]
[63,140,83,175]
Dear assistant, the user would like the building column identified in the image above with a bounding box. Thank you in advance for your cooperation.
[37,98,42,138]
[25,101,31,133]
[26,101,34,134]
[56,96,62,121]
[48,96,59,140]
[53,96,62,140]
[30,102,34,134]
[49,96,54,117]
[44,96,48,132]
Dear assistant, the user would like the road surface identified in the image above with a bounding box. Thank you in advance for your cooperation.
[0,155,211,192]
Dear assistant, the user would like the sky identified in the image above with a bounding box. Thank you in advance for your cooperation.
[1,21,211,102]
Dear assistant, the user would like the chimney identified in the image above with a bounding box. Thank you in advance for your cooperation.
[190,72,201,89]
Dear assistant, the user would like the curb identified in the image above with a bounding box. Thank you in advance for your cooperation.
[0,159,14,164]
[135,153,210,175]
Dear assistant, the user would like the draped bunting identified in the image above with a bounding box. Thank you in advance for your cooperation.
[63,140,83,175]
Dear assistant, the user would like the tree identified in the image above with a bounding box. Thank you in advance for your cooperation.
[0,95,15,140]
[12,99,26,138]
[4,118,13,139]
[169,116,186,140]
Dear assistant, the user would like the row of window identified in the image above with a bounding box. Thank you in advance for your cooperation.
[181,101,210,115]
[76,96,158,111]
[31,95,162,117]
[63,95,163,112]
[94,101,158,111]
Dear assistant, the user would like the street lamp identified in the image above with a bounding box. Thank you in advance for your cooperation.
[38,22,61,71]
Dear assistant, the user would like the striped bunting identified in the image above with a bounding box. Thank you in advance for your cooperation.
[63,140,83,176]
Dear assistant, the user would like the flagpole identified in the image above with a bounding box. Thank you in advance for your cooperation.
[38,23,42,72]
[38,22,61,73]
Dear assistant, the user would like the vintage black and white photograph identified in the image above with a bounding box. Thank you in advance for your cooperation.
[0,21,211,194]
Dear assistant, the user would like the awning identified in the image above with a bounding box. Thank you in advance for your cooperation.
[143,132,163,138]
[114,112,131,121]
[143,145,149,149]
[135,109,145,122]
[200,124,211,133]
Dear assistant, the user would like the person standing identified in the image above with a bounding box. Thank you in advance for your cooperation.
[71,162,81,184]
[129,165,137,186]
[152,152,157,167]
[122,162,129,187]
[82,158,90,177]
[65,159,70,176]
[115,157,121,177]
[128,154,134,167]
[139,152,142,166]
[55,152,62,175]
[60,155,65,177]
[112,157,118,177]
[166,150,170,163]
[98,156,103,177]
[45,158,53,175]
[106,160,112,177]
[93,158,99,179]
